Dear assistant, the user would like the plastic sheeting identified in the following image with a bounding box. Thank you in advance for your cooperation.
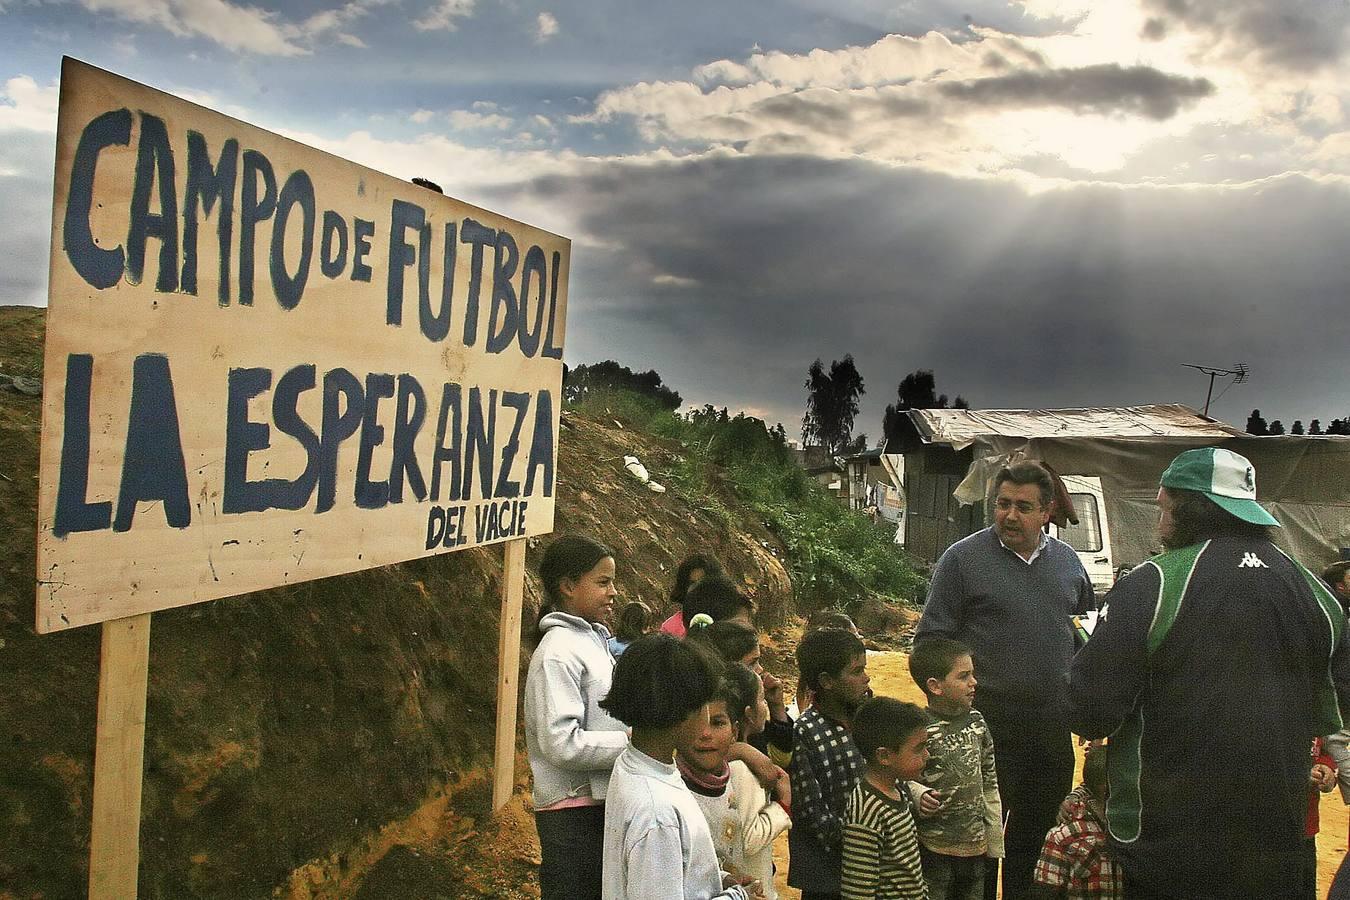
[910,404,1241,451]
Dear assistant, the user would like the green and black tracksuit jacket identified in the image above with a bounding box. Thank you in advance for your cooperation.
[1068,536,1350,900]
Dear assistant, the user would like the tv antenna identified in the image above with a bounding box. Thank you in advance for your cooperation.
[1182,363,1248,417]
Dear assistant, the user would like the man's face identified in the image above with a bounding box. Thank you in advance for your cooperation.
[1336,571,1350,602]
[1156,487,1177,549]
[994,481,1050,556]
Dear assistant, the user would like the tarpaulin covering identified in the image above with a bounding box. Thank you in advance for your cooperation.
[906,407,1350,570]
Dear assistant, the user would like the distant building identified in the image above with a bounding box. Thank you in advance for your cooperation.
[790,444,846,500]
[838,447,903,522]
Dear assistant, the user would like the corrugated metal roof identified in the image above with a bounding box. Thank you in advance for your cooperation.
[907,404,1242,449]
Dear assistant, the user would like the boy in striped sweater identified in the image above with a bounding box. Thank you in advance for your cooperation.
[841,697,933,900]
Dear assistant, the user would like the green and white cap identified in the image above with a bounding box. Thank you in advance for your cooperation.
[1160,447,1280,527]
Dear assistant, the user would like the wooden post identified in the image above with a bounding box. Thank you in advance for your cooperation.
[492,538,528,812]
[88,612,152,899]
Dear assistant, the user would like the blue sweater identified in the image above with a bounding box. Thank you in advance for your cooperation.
[915,527,1094,709]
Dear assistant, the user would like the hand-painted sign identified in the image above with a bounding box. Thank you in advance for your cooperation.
[37,58,569,632]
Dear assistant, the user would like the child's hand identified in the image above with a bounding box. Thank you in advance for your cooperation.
[773,776,792,811]
[724,873,764,898]
[1312,763,1337,792]
[732,743,781,788]
[918,788,949,817]
[762,672,788,719]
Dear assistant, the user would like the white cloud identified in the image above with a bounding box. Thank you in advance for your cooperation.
[411,109,436,124]
[298,0,390,45]
[535,11,558,44]
[0,76,60,134]
[579,8,1350,184]
[270,126,580,192]
[653,273,700,288]
[449,109,513,130]
[79,0,308,56]
[73,0,393,56]
[414,0,475,32]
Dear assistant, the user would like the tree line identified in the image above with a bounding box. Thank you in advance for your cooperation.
[559,359,1349,451]
[1245,410,1350,436]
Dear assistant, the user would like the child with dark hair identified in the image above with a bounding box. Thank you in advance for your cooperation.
[795,613,862,715]
[679,664,792,900]
[688,618,762,668]
[608,600,653,658]
[809,610,862,636]
[842,696,932,900]
[600,634,755,900]
[789,627,872,899]
[907,638,1002,900]
[688,616,796,769]
[1031,745,1121,899]
[684,575,757,629]
[525,535,628,900]
[661,553,725,637]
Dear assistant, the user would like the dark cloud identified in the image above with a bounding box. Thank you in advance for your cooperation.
[1141,17,1168,41]
[749,91,930,132]
[937,63,1215,120]
[1142,0,1350,71]
[490,155,1350,431]
[753,93,856,130]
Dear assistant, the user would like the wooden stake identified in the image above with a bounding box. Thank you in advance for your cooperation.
[492,538,528,812]
[88,612,152,899]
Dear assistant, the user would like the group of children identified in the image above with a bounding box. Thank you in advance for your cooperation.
[521,535,1137,900]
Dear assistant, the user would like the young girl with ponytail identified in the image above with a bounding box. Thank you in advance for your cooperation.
[524,535,628,900]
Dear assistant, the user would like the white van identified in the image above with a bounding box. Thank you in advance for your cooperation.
[1047,475,1114,597]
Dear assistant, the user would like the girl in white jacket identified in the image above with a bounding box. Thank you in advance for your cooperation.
[679,663,791,900]
[524,535,628,900]
[599,634,755,900]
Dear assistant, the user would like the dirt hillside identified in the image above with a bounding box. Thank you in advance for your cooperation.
[0,304,813,899]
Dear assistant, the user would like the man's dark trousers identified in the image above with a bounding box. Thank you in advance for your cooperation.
[979,698,1075,900]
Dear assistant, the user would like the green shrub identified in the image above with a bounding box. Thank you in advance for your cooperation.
[565,387,925,613]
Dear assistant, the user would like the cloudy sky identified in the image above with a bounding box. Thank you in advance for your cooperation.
[3,0,1348,437]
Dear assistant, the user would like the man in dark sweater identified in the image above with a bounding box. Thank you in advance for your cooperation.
[915,461,1095,900]
[1069,447,1350,899]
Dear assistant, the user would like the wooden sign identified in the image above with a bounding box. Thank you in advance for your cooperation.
[38,58,569,633]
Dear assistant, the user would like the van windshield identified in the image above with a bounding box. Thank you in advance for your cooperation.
[1058,493,1103,553]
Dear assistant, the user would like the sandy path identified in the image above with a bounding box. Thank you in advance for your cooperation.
[771,650,1349,897]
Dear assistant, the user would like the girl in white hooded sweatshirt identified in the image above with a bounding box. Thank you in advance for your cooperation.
[525,535,629,900]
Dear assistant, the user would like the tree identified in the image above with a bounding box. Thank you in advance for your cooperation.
[844,433,870,454]
[1268,420,1285,435]
[1246,409,1268,435]
[563,360,682,409]
[1291,420,1305,435]
[802,356,865,454]
[1310,420,1323,435]
[1328,418,1350,436]
[882,370,970,446]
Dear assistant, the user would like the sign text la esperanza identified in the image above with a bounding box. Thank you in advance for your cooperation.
[53,108,562,547]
